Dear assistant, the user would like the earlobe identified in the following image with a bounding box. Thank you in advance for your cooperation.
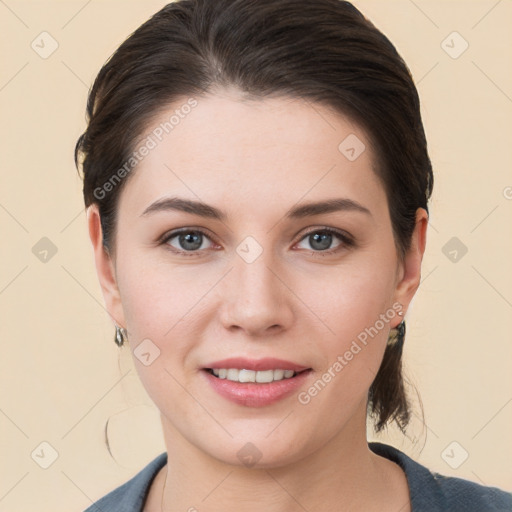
[392,208,429,325]
[86,205,125,328]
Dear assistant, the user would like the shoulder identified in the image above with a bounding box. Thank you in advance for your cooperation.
[369,442,512,512]
[83,452,168,512]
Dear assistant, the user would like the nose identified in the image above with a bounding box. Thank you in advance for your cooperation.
[219,248,294,337]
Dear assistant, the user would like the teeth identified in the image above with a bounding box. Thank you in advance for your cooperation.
[211,368,298,383]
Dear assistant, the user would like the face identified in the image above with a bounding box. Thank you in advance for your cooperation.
[89,90,427,468]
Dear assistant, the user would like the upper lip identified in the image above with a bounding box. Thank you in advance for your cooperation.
[203,357,311,372]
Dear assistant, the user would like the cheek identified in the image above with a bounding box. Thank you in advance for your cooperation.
[320,258,397,338]
[297,276,395,428]
[115,255,204,417]
[116,252,211,340]
[309,255,398,391]
[115,254,221,407]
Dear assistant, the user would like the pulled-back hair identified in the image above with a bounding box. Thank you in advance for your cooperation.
[75,0,433,432]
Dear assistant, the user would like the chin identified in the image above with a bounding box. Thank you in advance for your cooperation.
[199,431,314,470]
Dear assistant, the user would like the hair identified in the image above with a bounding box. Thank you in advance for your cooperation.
[75,0,433,433]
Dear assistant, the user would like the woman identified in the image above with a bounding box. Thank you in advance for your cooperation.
[75,0,512,510]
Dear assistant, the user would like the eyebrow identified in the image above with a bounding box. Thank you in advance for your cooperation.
[140,196,372,220]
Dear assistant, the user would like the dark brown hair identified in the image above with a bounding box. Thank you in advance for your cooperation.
[75,0,433,432]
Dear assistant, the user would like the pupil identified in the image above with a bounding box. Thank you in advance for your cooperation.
[311,232,331,251]
[180,232,202,251]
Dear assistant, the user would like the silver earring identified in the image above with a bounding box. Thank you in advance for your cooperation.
[114,325,126,347]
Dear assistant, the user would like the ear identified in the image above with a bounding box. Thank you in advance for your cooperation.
[392,207,429,326]
[87,205,126,329]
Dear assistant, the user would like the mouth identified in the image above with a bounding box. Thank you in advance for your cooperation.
[200,357,313,406]
[201,365,313,407]
[201,357,312,383]
[203,367,312,384]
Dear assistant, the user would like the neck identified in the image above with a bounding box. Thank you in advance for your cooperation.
[152,407,409,512]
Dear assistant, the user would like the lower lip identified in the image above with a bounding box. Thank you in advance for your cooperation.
[202,369,312,407]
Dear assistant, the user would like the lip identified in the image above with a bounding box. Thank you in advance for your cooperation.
[202,357,311,372]
[201,368,313,407]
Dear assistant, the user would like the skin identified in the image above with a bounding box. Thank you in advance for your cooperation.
[88,89,428,512]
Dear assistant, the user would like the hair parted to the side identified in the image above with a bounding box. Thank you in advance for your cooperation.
[75,0,433,433]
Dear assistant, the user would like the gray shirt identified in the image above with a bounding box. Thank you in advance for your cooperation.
[83,442,512,511]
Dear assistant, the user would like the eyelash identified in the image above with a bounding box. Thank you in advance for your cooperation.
[159,227,355,257]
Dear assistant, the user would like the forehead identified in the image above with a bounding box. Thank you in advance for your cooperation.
[119,92,386,219]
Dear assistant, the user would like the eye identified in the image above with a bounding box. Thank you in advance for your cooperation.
[295,227,354,254]
[161,229,217,255]
[160,226,354,257]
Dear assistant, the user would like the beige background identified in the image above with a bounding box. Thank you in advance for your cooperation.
[1,0,511,510]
